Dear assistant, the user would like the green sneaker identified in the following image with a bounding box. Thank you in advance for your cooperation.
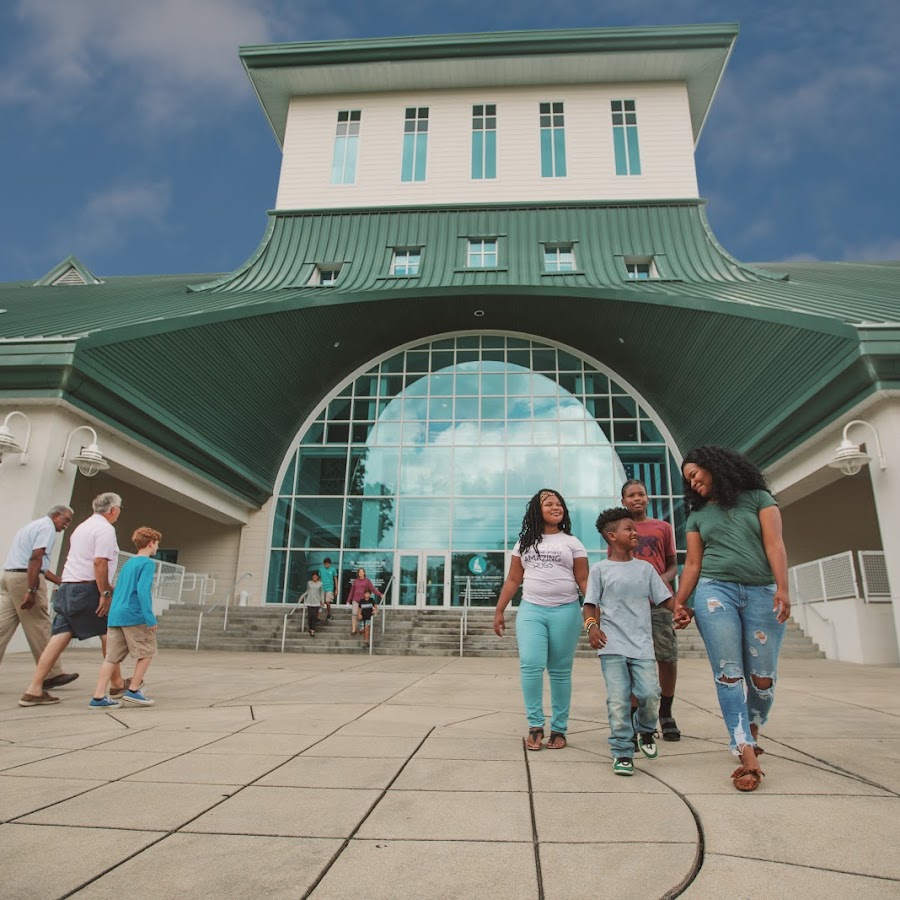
[613,757,634,776]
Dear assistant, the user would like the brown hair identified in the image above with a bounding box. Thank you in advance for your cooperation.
[132,527,162,550]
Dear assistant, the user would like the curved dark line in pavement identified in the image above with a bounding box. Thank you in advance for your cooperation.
[639,769,706,899]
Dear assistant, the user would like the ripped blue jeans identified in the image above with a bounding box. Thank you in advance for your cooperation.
[693,578,786,755]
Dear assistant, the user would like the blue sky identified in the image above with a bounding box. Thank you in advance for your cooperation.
[1,0,898,281]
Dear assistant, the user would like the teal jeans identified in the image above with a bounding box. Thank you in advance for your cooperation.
[515,600,583,734]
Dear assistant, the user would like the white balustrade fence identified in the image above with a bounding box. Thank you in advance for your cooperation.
[789,551,890,604]
[113,552,186,615]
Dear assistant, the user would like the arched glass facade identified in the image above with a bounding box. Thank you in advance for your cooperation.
[268,333,684,606]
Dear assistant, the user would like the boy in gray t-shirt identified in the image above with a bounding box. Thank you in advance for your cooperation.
[583,507,673,776]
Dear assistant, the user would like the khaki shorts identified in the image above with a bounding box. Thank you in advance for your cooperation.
[105,625,158,662]
[651,605,678,663]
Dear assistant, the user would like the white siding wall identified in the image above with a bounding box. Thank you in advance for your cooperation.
[276,82,698,210]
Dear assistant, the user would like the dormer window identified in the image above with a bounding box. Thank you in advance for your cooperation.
[543,244,576,272]
[310,264,342,286]
[624,256,657,280]
[391,248,421,276]
[467,239,498,268]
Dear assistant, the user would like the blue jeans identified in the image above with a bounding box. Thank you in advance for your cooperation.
[693,577,786,754]
[600,655,660,757]
[515,600,582,734]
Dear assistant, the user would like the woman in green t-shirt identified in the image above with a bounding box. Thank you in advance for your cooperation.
[671,446,791,793]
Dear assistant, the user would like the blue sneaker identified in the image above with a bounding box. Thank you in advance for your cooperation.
[122,688,154,706]
[89,696,121,709]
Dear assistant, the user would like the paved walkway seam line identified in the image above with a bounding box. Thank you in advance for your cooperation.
[299,726,437,900]
[522,740,545,900]
[52,716,367,897]
[710,851,900,882]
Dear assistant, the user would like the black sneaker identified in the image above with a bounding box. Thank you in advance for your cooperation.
[638,730,659,759]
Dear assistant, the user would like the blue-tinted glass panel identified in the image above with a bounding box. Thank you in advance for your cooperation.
[626,126,641,175]
[484,130,497,179]
[553,128,567,176]
[452,499,507,550]
[296,449,347,495]
[267,550,287,603]
[344,498,396,549]
[471,130,483,180]
[400,447,452,495]
[401,133,415,181]
[291,498,343,549]
[507,446,559,496]
[540,129,553,177]
[348,447,399,496]
[453,447,506,495]
[613,128,628,176]
[397,499,451,548]
[414,133,428,181]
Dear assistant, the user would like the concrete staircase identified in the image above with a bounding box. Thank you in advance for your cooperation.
[156,605,825,659]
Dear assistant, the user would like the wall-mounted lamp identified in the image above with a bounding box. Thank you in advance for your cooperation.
[0,410,31,465]
[828,419,887,477]
[58,425,110,477]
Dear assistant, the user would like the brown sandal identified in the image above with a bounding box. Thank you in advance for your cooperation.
[731,766,764,792]
[546,732,567,749]
[526,728,544,751]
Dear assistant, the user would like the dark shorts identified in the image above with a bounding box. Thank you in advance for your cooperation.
[651,605,678,663]
[52,583,108,640]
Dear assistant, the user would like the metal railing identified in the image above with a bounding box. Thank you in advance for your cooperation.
[367,576,393,656]
[789,550,890,605]
[181,573,216,605]
[858,552,891,601]
[459,576,471,657]
[194,571,252,650]
[795,596,839,659]
[113,551,185,616]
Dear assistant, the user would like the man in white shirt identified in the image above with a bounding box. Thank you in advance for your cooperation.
[0,505,78,688]
[20,492,126,707]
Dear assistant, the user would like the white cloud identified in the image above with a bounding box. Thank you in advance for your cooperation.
[2,0,276,124]
[843,238,900,263]
[702,7,900,173]
[52,180,173,262]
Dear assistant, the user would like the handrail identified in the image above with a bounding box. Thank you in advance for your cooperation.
[281,601,307,653]
[194,571,252,651]
[459,576,471,658]
[369,576,393,656]
[797,596,839,660]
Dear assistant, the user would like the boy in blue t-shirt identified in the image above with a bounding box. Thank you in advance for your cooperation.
[583,508,673,776]
[318,557,338,621]
[89,527,160,708]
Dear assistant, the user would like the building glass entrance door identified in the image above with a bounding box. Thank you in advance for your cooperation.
[396,552,449,607]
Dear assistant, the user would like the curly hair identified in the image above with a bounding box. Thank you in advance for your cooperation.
[681,446,771,512]
[595,507,634,545]
[517,489,572,558]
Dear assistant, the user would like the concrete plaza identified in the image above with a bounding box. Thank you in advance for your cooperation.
[0,647,898,899]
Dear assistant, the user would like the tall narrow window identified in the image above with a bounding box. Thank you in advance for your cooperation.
[331,110,361,184]
[611,100,641,176]
[472,104,497,180]
[539,102,567,178]
[401,107,429,182]
[467,239,497,268]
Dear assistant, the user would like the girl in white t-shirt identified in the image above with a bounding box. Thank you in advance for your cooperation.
[494,489,588,750]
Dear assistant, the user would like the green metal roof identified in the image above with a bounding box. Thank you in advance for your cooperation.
[241,24,738,146]
[1,203,896,504]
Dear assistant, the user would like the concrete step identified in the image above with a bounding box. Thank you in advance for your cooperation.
[156,606,825,659]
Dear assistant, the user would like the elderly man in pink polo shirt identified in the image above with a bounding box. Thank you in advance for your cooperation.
[19,492,128,707]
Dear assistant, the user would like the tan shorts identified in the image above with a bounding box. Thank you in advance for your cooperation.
[105,625,158,662]
[651,606,678,663]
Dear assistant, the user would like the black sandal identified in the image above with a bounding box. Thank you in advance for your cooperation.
[526,728,544,751]
[547,732,567,749]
